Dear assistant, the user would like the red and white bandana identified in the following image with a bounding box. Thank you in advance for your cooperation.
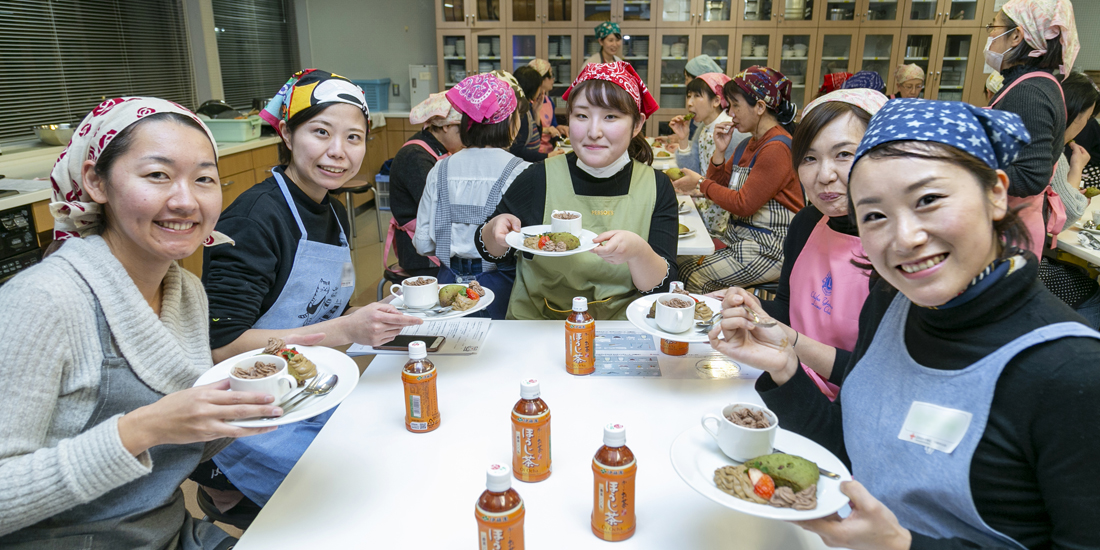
[563,62,659,118]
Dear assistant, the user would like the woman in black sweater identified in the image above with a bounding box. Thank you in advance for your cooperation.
[710,99,1100,549]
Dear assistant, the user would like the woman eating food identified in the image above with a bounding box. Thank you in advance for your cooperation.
[0,98,278,548]
[414,72,531,319]
[511,66,560,163]
[674,66,804,293]
[585,22,623,66]
[386,92,465,278]
[476,62,678,320]
[711,99,1100,549]
[527,59,568,145]
[892,64,925,99]
[199,70,422,509]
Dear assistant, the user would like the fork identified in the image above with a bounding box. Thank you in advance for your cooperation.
[695,312,722,333]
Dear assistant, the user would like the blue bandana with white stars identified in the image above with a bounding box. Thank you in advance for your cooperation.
[853,98,1030,170]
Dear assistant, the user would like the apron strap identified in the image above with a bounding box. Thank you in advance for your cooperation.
[383,216,442,271]
[405,139,449,162]
[989,71,1067,120]
[272,169,310,239]
[434,156,523,268]
[731,137,751,165]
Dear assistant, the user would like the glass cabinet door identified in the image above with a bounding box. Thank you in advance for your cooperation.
[941,0,982,27]
[858,31,899,89]
[510,33,538,71]
[818,34,855,86]
[659,33,692,109]
[779,32,812,108]
[736,0,777,27]
[699,33,731,73]
[658,0,694,26]
[440,33,472,90]
[474,32,504,75]
[736,31,775,72]
[932,33,974,101]
[780,0,815,25]
[438,0,469,28]
[509,0,539,25]
[546,33,576,111]
[863,0,900,24]
[821,0,859,24]
[903,0,940,27]
[583,0,613,21]
[544,0,576,26]
[901,32,936,97]
[623,0,653,22]
[622,33,653,87]
[699,0,734,25]
[472,0,503,24]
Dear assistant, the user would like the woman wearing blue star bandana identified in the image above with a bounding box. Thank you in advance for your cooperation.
[709,99,1100,550]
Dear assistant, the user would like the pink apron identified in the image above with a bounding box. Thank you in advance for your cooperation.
[988,71,1068,256]
[383,139,444,271]
[788,217,870,400]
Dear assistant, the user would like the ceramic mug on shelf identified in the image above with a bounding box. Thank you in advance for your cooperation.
[701,403,778,461]
[391,276,439,309]
[753,45,767,57]
[444,44,456,57]
[228,355,297,402]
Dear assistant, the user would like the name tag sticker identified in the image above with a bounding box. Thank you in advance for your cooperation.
[897,401,973,454]
[341,262,355,288]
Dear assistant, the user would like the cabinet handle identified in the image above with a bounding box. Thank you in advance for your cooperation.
[221,180,236,188]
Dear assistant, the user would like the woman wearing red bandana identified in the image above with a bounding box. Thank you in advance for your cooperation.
[476,62,679,320]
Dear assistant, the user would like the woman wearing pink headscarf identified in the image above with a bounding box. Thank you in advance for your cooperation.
[985,0,1079,257]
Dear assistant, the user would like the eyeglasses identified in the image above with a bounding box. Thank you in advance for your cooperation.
[985,23,1015,34]
[900,83,924,91]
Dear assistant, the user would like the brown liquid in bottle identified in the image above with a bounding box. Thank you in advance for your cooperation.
[401,342,439,433]
[476,463,526,549]
[477,486,523,513]
[566,297,595,375]
[592,423,637,541]
[512,379,551,482]
[594,443,635,469]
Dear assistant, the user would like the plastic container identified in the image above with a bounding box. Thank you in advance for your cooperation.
[475,463,525,549]
[401,341,439,433]
[511,378,551,482]
[592,423,637,542]
[352,78,391,112]
[375,173,391,211]
[566,297,595,375]
[203,115,262,142]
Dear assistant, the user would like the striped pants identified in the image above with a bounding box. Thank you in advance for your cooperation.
[677,241,782,294]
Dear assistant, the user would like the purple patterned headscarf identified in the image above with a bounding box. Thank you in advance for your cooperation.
[445,73,517,126]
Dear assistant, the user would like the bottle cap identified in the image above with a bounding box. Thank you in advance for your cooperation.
[486,463,512,492]
[520,378,540,399]
[408,340,427,360]
[572,297,588,312]
[670,280,685,292]
[603,422,626,447]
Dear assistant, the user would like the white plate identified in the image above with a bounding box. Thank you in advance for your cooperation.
[679,228,697,239]
[678,201,691,215]
[670,425,852,521]
[625,293,721,343]
[506,224,599,257]
[392,283,494,321]
[194,346,359,428]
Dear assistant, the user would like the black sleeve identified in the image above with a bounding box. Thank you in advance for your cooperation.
[475,162,549,265]
[994,78,1064,197]
[509,114,548,163]
[390,146,437,226]
[646,170,679,293]
[759,206,823,324]
[202,215,283,349]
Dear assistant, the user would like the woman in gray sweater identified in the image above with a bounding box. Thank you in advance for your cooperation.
[0,98,281,549]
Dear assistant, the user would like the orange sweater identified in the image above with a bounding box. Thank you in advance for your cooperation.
[700,125,804,217]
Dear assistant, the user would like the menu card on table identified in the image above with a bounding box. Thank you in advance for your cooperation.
[346,318,493,356]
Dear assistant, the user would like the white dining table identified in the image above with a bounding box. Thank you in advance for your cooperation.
[233,321,841,550]
[1056,195,1100,265]
[677,194,718,256]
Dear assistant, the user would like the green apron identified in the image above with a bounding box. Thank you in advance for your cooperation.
[507,154,656,320]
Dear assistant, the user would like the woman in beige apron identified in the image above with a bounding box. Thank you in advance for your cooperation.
[477,62,679,320]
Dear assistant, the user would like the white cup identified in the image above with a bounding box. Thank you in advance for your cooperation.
[444,44,456,56]
[229,355,297,402]
[391,276,439,309]
[662,44,672,57]
[478,42,491,56]
[655,293,695,333]
[550,210,583,236]
[1091,210,1100,225]
[701,403,778,461]
[753,45,767,57]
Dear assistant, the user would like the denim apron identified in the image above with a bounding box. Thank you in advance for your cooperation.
[212,169,353,505]
[842,292,1100,547]
[0,291,233,550]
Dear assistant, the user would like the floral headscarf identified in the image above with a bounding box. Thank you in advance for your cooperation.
[696,72,732,109]
[595,21,620,40]
[410,92,462,127]
[49,97,233,246]
[895,64,925,85]
[260,69,369,137]
[1002,0,1079,77]
[802,88,888,118]
[733,66,795,123]
[528,59,552,78]
[564,61,659,118]
[445,73,518,126]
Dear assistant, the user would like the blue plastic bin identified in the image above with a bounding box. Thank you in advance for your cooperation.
[375,174,390,211]
[352,78,390,112]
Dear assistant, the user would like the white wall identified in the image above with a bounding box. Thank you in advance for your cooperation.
[1072,0,1099,71]
[298,0,438,111]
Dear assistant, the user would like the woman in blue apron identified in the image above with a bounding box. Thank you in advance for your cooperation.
[200,70,421,508]
[0,98,280,548]
[710,99,1100,549]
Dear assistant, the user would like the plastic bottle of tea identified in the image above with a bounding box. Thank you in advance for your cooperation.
[401,341,439,433]
[660,281,690,356]
[475,463,526,550]
[592,422,637,541]
[566,297,595,375]
[511,378,551,482]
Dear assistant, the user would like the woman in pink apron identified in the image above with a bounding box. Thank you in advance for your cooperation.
[984,0,1079,256]
[751,88,888,401]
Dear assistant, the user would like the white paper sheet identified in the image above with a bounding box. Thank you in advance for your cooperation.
[346,318,493,356]
[0,179,50,193]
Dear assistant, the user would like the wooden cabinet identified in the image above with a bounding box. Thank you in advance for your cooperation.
[437,0,506,28]
[901,0,985,28]
[855,27,903,89]
[508,0,581,27]
[578,0,655,25]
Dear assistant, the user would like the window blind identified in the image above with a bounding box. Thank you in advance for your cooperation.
[212,0,298,111]
[0,0,195,143]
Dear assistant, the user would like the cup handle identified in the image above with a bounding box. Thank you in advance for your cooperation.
[276,375,297,401]
[390,286,403,298]
[701,413,722,440]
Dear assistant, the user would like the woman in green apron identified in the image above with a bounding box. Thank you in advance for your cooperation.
[0,98,278,548]
[476,62,679,320]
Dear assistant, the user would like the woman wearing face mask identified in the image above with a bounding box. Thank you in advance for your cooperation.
[199,70,422,509]
[477,62,679,320]
[585,22,623,66]
[984,0,1079,257]
[413,73,531,320]
[0,98,276,548]
[891,64,925,99]
[385,92,465,278]
[711,99,1100,550]
[673,66,805,293]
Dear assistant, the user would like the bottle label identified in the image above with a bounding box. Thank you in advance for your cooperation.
[592,459,637,542]
[476,503,525,550]
[565,320,595,375]
[511,410,551,482]
[401,369,440,432]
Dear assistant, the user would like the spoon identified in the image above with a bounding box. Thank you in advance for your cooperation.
[741,305,777,328]
[269,374,338,418]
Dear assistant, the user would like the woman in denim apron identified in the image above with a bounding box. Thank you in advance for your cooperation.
[710,99,1100,549]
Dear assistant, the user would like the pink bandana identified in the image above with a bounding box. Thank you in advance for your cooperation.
[445,73,517,125]
[696,72,732,109]
[563,61,659,118]
[802,88,888,118]
[1002,0,1079,78]
[49,97,233,246]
